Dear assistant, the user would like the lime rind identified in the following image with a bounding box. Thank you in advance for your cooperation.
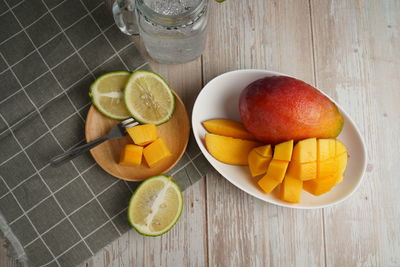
[124,70,176,125]
[127,174,183,236]
[90,71,131,120]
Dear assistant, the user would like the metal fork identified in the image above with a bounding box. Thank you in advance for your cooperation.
[50,118,139,167]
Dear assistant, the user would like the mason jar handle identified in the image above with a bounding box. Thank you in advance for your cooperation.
[112,0,138,35]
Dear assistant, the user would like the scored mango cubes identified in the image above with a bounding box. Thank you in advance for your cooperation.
[119,144,143,166]
[257,140,293,193]
[126,124,158,146]
[143,138,171,168]
[248,145,272,177]
[286,138,317,181]
[280,175,303,203]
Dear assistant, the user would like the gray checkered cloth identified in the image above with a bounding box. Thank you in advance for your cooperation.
[0,0,212,266]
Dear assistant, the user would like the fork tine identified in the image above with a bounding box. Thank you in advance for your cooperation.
[118,118,139,130]
[121,117,135,125]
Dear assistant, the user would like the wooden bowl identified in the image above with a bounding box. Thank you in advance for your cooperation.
[85,93,190,181]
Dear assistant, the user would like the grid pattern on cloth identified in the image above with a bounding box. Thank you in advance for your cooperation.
[0,0,211,266]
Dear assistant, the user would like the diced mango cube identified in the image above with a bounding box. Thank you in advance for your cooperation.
[143,138,171,168]
[258,175,281,194]
[265,159,289,182]
[119,144,143,166]
[335,140,347,156]
[317,139,336,161]
[292,138,317,163]
[280,175,303,203]
[303,177,337,196]
[273,140,293,161]
[317,159,337,180]
[248,149,272,177]
[287,161,317,181]
[126,124,158,146]
[254,145,272,158]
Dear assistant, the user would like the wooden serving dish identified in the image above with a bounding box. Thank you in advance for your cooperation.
[85,93,189,181]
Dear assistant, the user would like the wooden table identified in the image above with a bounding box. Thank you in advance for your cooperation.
[2,0,400,266]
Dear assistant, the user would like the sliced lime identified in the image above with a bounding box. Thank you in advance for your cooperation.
[128,174,183,236]
[124,70,175,125]
[90,71,131,120]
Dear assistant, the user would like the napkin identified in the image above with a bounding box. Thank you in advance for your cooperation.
[0,0,211,266]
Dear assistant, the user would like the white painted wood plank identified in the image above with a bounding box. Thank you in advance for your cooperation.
[311,0,400,266]
[202,1,324,266]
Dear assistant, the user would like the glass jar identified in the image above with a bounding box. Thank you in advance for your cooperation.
[114,0,209,64]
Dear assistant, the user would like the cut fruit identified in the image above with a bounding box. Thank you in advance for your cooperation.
[127,124,158,146]
[119,144,143,166]
[258,176,281,194]
[124,70,175,125]
[280,175,303,203]
[317,139,336,162]
[265,159,289,182]
[248,149,271,177]
[273,140,293,161]
[287,161,317,181]
[254,145,273,158]
[128,175,183,236]
[291,138,317,163]
[205,133,261,165]
[202,119,256,140]
[143,138,172,168]
[90,71,131,120]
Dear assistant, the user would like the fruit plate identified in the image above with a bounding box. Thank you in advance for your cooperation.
[86,92,190,181]
[192,69,367,209]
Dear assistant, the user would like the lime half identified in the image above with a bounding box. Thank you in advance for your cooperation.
[128,174,183,236]
[124,70,175,125]
[90,71,131,120]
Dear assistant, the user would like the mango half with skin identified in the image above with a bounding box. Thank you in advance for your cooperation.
[239,76,344,144]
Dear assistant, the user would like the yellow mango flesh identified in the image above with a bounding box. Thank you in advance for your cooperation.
[273,140,293,161]
[317,159,337,180]
[336,152,348,174]
[291,138,317,163]
[127,124,158,146]
[280,175,303,203]
[303,176,337,196]
[143,138,171,168]
[119,144,143,166]
[317,139,336,161]
[258,175,281,194]
[287,161,317,181]
[265,159,289,182]
[248,149,271,177]
[205,133,261,165]
[202,119,256,140]
[335,140,347,156]
[254,145,272,158]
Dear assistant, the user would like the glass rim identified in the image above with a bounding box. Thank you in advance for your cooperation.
[136,0,208,27]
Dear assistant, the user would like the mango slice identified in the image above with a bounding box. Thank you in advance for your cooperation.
[273,140,293,161]
[248,149,271,177]
[202,119,256,140]
[280,175,303,203]
[258,176,281,194]
[143,138,171,168]
[205,133,261,165]
[127,124,158,146]
[119,144,143,166]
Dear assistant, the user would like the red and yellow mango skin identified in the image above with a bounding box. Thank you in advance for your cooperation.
[239,76,344,144]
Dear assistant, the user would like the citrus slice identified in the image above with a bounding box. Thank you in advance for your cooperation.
[124,70,175,125]
[90,71,131,120]
[128,174,183,236]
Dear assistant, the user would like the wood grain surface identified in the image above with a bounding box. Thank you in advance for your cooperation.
[2,0,400,266]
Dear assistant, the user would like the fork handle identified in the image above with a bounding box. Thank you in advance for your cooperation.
[50,136,109,167]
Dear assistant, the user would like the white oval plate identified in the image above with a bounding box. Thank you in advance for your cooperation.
[192,69,367,209]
